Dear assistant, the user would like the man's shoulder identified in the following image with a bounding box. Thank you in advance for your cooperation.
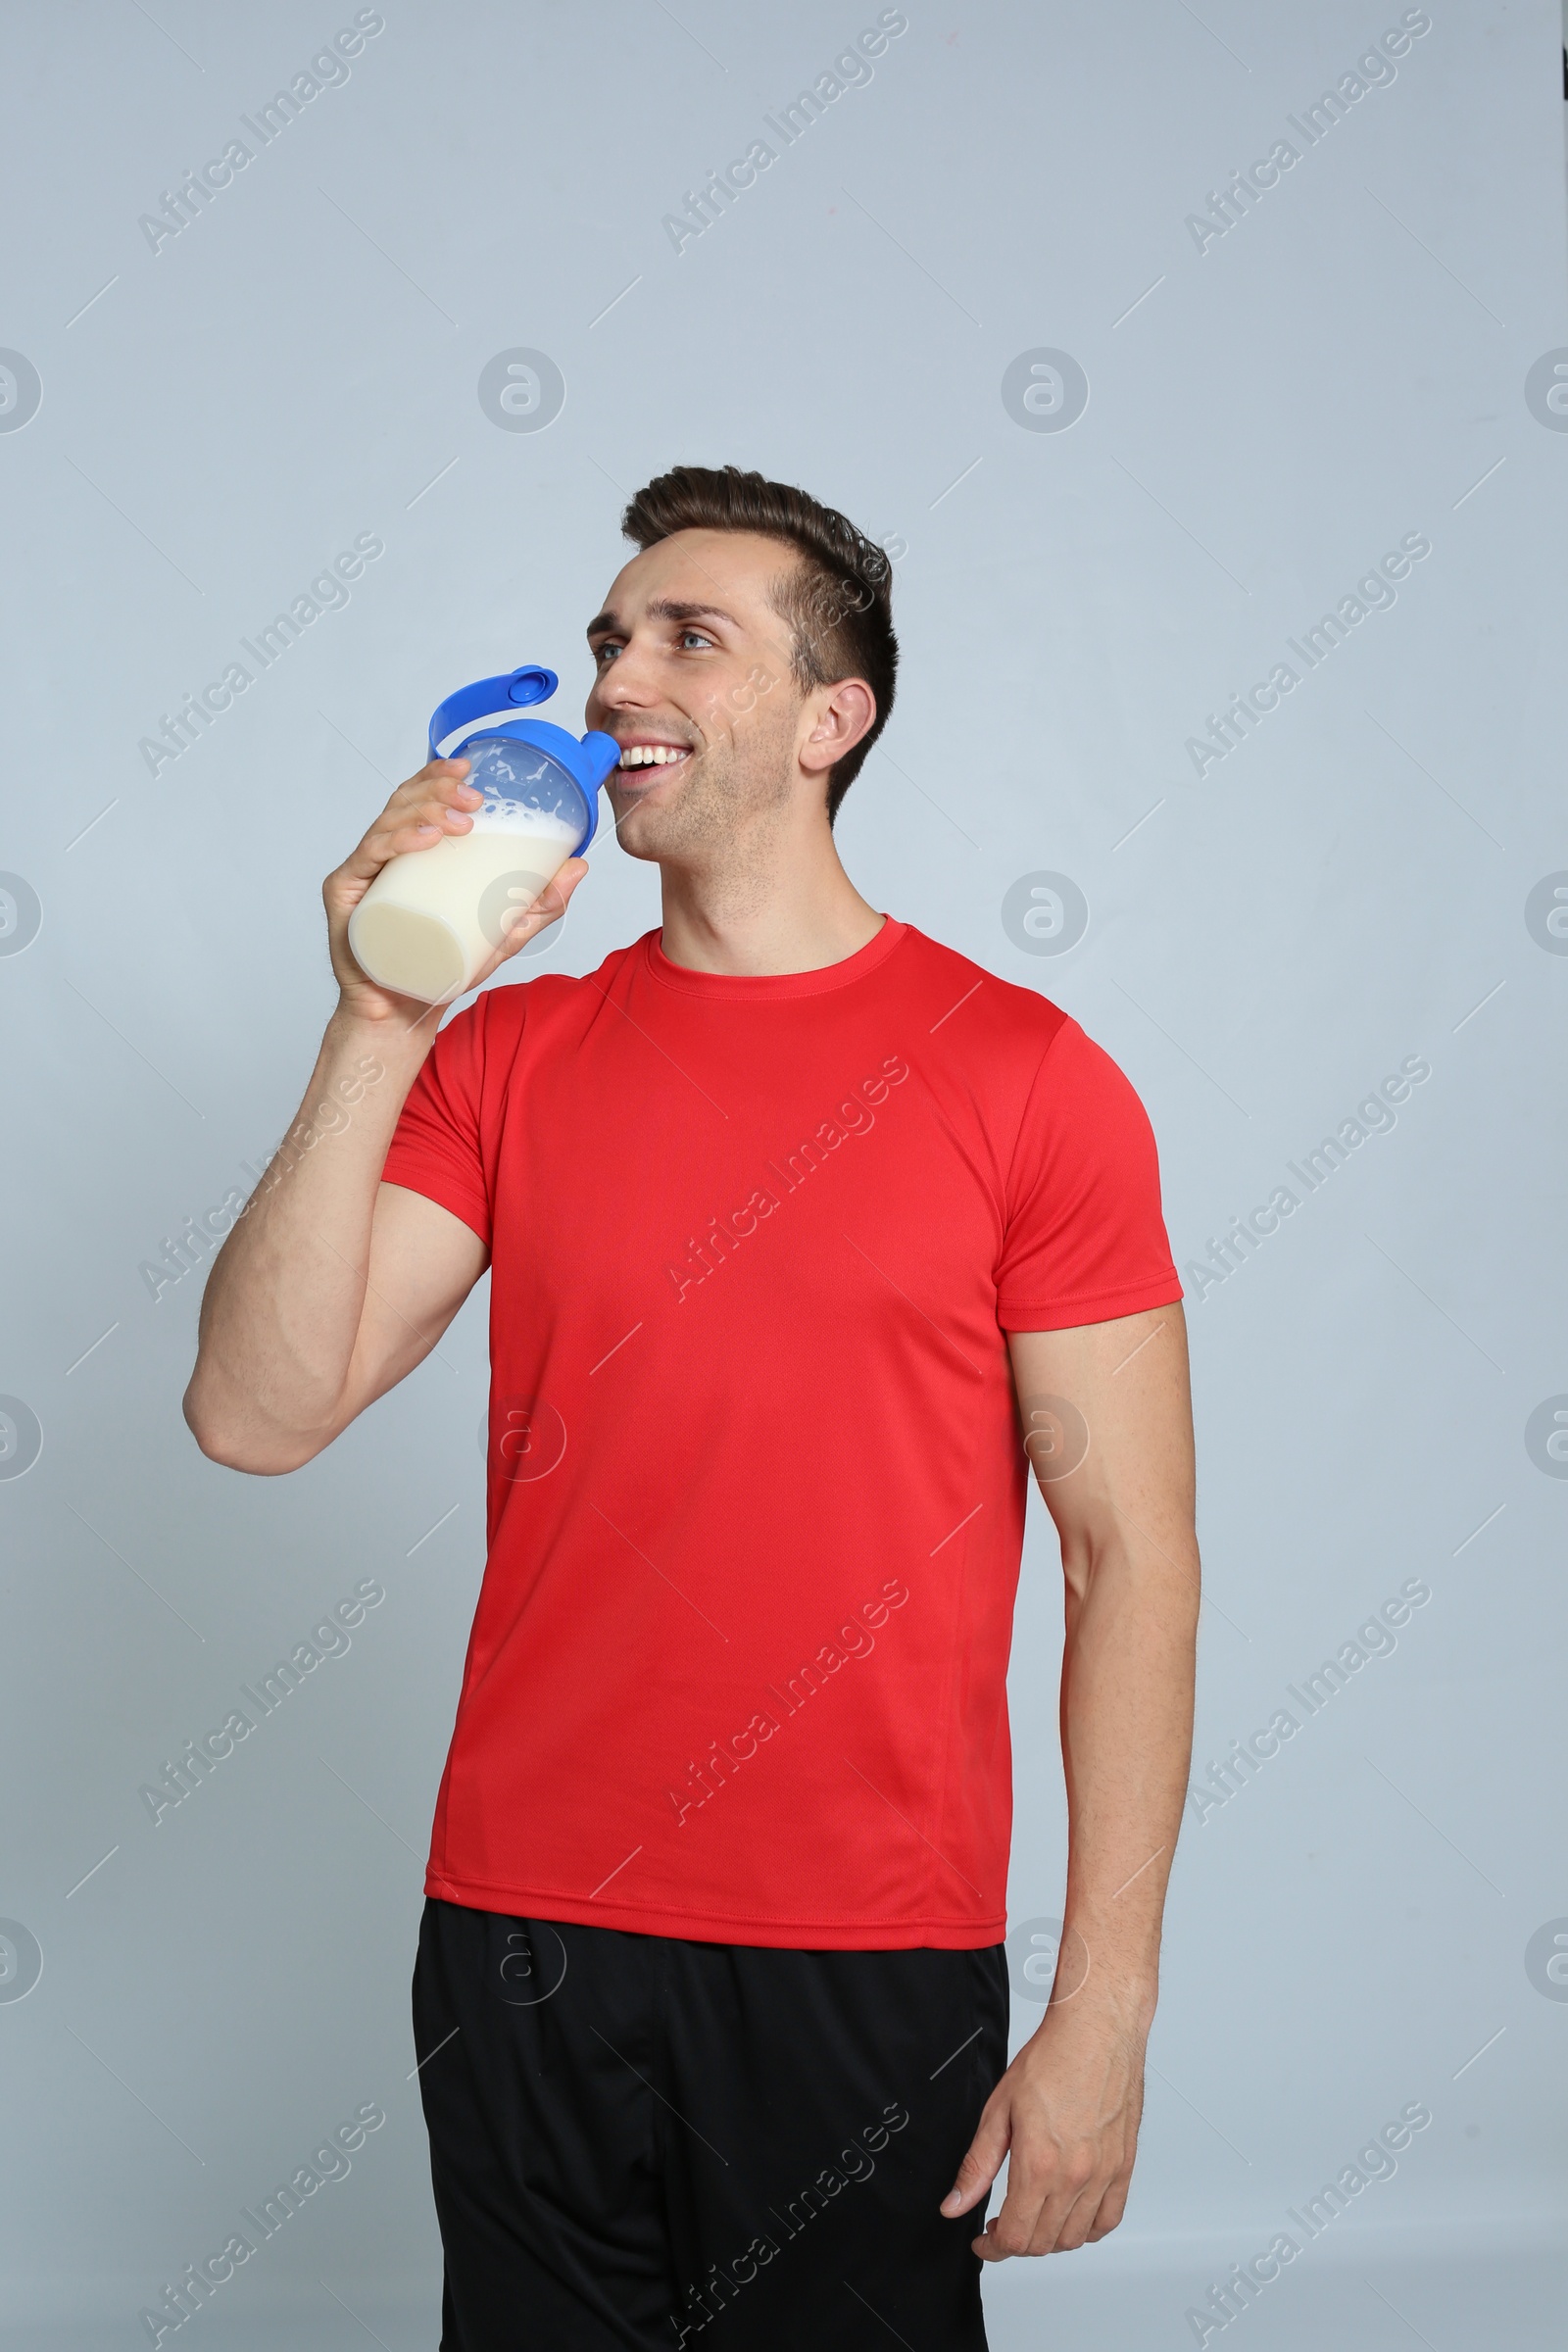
[895,921,1074,1059]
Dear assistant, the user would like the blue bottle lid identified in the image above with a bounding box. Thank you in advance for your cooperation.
[427,666,620,857]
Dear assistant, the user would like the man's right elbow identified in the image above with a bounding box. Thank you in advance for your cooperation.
[182,1391,321,1477]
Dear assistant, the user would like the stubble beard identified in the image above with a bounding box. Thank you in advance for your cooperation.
[611,699,800,903]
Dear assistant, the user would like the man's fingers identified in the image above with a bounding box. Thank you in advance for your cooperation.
[385,755,471,817]
[465,859,589,991]
[971,2132,1109,2259]
[497,860,586,956]
[353,768,480,867]
[973,2157,1131,2260]
[1082,2172,1131,2242]
[357,820,456,868]
[1042,2173,1118,2255]
[971,2168,1050,2261]
[939,2104,1010,2219]
[974,2187,1079,2261]
[361,802,475,863]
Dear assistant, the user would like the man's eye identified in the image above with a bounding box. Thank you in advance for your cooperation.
[594,642,621,663]
[679,630,713,651]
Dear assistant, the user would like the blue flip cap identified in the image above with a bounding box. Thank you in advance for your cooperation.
[427,665,621,858]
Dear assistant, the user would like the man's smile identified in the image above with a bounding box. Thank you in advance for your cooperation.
[615,740,692,769]
[610,737,697,790]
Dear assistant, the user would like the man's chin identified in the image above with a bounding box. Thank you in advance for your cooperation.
[606,785,691,860]
[607,794,674,861]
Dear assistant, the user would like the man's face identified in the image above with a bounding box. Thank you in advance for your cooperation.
[583,529,817,867]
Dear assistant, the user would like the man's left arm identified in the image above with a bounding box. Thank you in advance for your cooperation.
[942,1303,1200,2258]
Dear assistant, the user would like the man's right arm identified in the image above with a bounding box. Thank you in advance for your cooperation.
[182,755,586,1476]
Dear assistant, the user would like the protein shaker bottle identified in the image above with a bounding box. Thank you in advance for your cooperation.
[348,665,620,1004]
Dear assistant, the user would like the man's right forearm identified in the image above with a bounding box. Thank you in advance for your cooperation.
[183,1006,434,1469]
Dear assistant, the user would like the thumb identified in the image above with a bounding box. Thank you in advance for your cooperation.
[497,858,586,955]
[940,2097,1011,2217]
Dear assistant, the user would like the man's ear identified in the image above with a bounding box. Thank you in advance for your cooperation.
[799,678,876,775]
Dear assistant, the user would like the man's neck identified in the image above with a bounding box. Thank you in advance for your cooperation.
[656,837,885,977]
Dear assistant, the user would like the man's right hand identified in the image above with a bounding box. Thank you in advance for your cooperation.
[323,756,590,1025]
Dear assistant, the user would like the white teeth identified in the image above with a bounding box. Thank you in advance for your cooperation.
[618,744,687,768]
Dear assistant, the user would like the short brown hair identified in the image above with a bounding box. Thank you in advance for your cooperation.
[619,463,898,824]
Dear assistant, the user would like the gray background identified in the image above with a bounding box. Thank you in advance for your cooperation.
[2,2,1564,2344]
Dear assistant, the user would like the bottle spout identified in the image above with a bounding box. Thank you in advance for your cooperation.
[579,731,622,792]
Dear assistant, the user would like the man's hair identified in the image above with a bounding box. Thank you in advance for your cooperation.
[619,463,898,824]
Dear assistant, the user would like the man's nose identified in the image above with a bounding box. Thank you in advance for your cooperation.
[590,636,662,707]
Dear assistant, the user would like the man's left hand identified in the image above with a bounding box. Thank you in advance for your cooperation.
[940,1995,1150,2258]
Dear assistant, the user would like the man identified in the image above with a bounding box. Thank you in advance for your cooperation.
[185,464,1199,2351]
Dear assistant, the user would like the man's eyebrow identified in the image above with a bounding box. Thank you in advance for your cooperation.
[584,597,742,641]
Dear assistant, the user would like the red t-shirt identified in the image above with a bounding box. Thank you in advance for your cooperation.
[379,917,1181,1949]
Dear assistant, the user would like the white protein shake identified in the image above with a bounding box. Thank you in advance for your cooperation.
[349,739,588,1004]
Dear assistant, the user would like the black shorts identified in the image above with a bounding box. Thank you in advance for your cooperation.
[412,1897,1009,2350]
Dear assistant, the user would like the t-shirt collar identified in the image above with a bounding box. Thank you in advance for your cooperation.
[642,916,907,1002]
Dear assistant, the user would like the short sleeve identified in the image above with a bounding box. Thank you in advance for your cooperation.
[994,1018,1183,1331]
[378,995,496,1249]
